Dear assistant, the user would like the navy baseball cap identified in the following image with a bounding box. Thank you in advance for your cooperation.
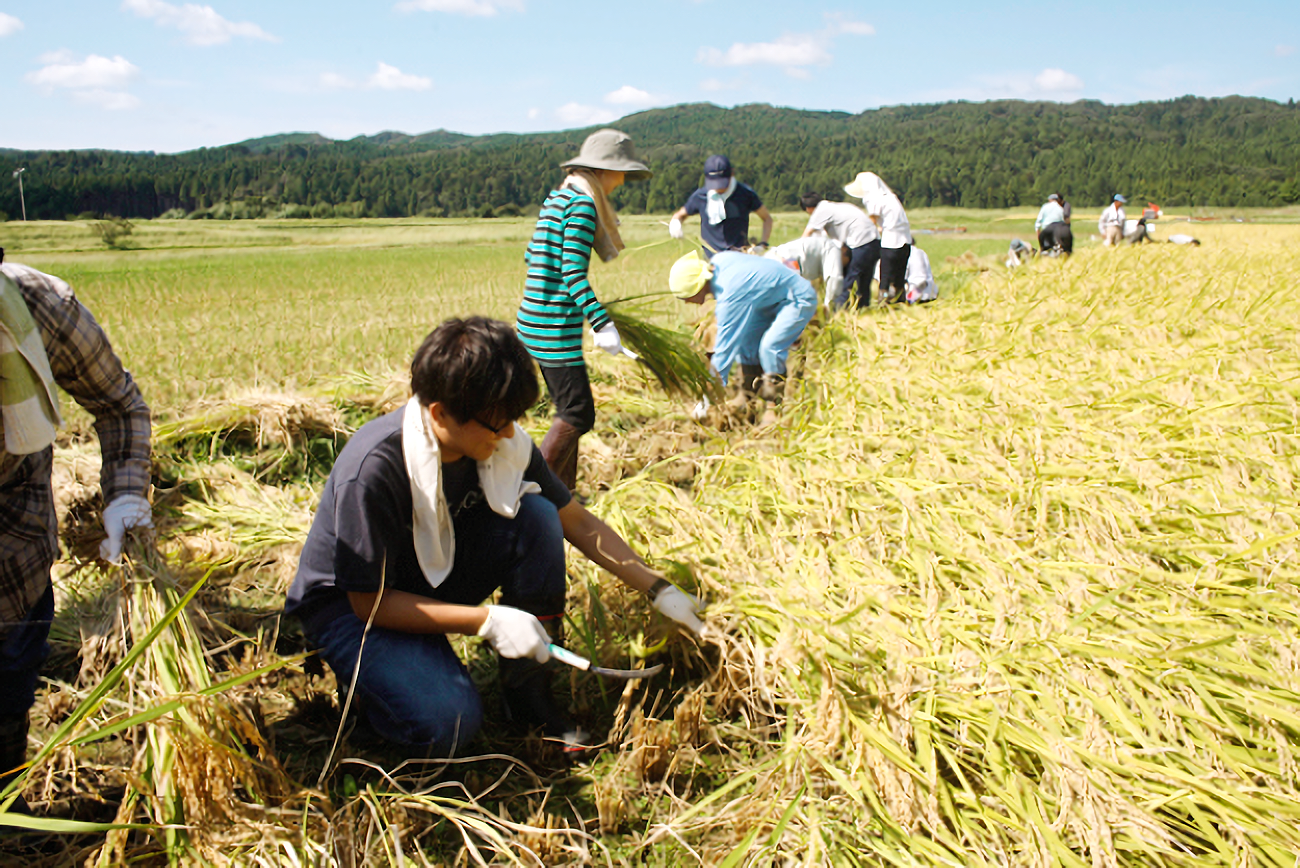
[703,154,733,191]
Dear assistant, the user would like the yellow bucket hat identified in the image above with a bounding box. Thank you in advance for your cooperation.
[669,251,714,299]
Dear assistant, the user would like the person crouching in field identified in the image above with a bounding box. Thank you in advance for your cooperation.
[798,193,879,309]
[1035,193,1073,256]
[764,235,850,313]
[672,251,818,423]
[1,253,153,816]
[516,129,651,491]
[283,318,704,758]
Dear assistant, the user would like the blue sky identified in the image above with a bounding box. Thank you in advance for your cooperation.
[1,0,1297,153]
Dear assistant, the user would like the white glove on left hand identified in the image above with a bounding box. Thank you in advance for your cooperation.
[653,584,705,634]
[100,493,153,564]
[668,217,684,240]
[592,322,624,356]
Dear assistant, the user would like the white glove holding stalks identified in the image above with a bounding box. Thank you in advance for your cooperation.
[592,322,624,356]
[99,493,153,564]
[668,217,684,240]
[652,583,705,634]
[478,605,551,662]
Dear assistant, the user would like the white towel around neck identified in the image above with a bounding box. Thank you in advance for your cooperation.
[705,177,737,225]
[401,396,541,589]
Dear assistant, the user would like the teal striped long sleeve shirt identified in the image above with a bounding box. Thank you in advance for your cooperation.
[516,187,612,367]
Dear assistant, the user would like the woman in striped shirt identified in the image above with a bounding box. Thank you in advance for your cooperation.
[516,129,651,490]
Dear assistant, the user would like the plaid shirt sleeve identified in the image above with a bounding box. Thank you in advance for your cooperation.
[10,265,151,503]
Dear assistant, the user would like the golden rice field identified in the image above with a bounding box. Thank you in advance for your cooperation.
[3,214,1300,866]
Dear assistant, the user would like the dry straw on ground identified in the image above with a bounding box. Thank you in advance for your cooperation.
[5,223,1300,866]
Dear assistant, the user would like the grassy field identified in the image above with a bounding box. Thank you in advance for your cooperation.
[3,211,1300,866]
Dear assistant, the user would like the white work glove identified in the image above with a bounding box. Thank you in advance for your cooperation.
[100,493,153,564]
[478,605,551,662]
[668,217,684,240]
[652,582,705,634]
[690,394,711,421]
[592,322,624,356]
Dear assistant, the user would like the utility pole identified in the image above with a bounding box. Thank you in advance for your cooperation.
[12,168,26,221]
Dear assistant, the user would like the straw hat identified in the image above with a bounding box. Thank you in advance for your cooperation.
[561,129,652,180]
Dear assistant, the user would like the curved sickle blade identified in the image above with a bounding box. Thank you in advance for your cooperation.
[549,644,664,680]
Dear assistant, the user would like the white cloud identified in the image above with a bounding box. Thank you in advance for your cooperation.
[368,62,432,91]
[839,21,874,35]
[556,102,617,126]
[699,34,832,70]
[320,72,355,90]
[122,0,277,45]
[25,53,141,110]
[527,107,541,119]
[395,0,523,16]
[1278,45,1296,57]
[604,85,658,107]
[74,89,142,110]
[1034,67,1084,92]
[26,53,140,90]
[0,12,23,37]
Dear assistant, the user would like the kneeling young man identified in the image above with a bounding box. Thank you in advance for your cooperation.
[284,318,703,756]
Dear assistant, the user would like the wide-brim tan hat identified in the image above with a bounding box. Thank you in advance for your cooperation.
[561,128,652,180]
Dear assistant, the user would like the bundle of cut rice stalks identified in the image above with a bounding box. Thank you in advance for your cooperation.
[605,298,722,403]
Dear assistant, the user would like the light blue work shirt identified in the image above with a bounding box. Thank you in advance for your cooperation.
[708,251,818,385]
[1035,201,1066,231]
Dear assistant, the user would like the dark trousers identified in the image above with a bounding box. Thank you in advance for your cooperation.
[843,240,881,309]
[1038,222,1073,254]
[878,244,912,303]
[0,584,54,718]
[305,493,567,754]
[540,364,596,490]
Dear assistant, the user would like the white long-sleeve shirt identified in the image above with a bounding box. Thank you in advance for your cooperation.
[1098,203,1126,232]
[862,191,912,248]
[766,236,845,310]
[804,201,878,248]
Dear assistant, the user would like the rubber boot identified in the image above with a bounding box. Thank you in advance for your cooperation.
[0,712,32,817]
[727,364,763,414]
[539,418,582,491]
[499,613,592,759]
[757,373,785,426]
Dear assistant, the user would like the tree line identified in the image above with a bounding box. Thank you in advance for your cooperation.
[1,95,1297,222]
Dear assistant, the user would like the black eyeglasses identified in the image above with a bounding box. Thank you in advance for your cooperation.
[471,415,513,435]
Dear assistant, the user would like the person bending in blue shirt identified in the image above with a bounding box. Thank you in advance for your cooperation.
[670,251,817,420]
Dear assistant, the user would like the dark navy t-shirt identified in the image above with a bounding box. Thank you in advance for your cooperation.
[284,408,571,629]
[683,184,764,254]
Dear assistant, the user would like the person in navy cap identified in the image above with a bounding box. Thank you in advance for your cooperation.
[667,155,773,258]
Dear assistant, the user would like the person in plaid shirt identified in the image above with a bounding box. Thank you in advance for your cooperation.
[0,250,151,815]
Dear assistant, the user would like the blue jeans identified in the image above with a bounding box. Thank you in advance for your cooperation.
[0,584,54,717]
[833,240,881,309]
[306,493,567,754]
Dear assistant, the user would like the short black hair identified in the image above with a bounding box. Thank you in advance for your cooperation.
[799,192,824,210]
[410,317,540,423]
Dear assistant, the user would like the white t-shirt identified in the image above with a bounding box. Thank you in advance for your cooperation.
[805,200,878,248]
[766,236,845,310]
[862,192,912,248]
[872,247,937,303]
[1098,204,1126,231]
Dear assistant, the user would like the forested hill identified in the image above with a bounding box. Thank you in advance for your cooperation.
[2,95,1298,221]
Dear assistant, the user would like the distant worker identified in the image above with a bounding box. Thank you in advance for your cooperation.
[871,242,938,304]
[1099,195,1127,246]
[670,250,817,419]
[798,193,879,309]
[1035,193,1073,256]
[845,172,912,305]
[517,129,651,491]
[1168,234,1201,246]
[0,252,153,815]
[668,155,773,257]
[764,235,849,312]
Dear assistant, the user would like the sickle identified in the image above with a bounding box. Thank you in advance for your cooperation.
[548,644,664,680]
